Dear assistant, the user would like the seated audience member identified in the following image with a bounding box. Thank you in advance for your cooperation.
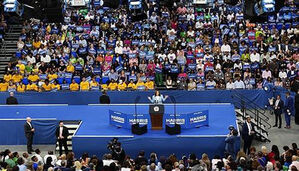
[17,82,26,92]
[145,78,154,90]
[80,77,90,91]
[127,80,136,90]
[108,79,118,91]
[118,80,127,91]
[42,79,52,91]
[70,80,79,91]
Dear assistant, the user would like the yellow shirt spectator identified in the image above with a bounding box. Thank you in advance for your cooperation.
[136,81,145,89]
[33,41,41,49]
[70,82,79,91]
[118,82,127,91]
[28,74,39,82]
[101,84,108,90]
[42,83,52,91]
[108,82,118,91]
[17,84,26,92]
[90,81,99,87]
[26,83,39,91]
[127,82,136,90]
[4,74,12,82]
[145,81,154,90]
[48,73,58,81]
[80,81,90,91]
[51,84,61,90]
[66,64,75,73]
[16,63,25,74]
[12,74,23,83]
[0,82,8,91]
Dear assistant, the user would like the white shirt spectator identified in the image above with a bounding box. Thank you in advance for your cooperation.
[279,71,287,80]
[234,63,242,70]
[234,80,245,89]
[33,154,44,164]
[226,82,235,90]
[167,53,176,63]
[221,44,231,53]
[115,46,123,54]
[27,55,36,64]
[250,52,260,62]
[41,55,51,63]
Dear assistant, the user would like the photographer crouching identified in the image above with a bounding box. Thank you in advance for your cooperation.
[107,138,126,165]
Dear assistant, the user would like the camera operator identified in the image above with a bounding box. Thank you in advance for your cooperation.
[225,126,238,159]
[107,138,126,164]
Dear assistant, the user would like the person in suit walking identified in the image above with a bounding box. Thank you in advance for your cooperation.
[241,116,255,154]
[56,121,69,156]
[284,92,294,129]
[273,94,284,128]
[24,117,34,154]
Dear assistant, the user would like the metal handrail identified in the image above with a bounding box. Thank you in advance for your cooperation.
[231,90,266,114]
[232,92,269,121]
[232,95,271,129]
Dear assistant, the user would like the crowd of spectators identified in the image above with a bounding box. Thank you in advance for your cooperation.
[0,0,298,92]
[0,142,298,171]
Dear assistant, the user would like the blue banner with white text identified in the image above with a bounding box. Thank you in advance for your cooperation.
[187,110,209,128]
[109,110,127,128]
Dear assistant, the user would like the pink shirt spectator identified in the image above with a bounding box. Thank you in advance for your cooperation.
[262,70,272,79]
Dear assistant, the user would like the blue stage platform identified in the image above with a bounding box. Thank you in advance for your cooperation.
[0,103,239,158]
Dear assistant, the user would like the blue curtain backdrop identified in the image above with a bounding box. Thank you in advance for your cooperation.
[0,119,58,145]
[0,89,289,107]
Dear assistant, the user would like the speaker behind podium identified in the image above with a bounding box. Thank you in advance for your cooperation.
[149,104,164,130]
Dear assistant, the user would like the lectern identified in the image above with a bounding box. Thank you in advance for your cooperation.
[149,104,164,130]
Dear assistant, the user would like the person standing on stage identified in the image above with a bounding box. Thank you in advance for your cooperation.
[24,117,34,154]
[56,121,69,156]
[273,94,284,128]
[147,90,168,104]
[241,116,255,154]
[99,90,110,104]
[284,92,294,129]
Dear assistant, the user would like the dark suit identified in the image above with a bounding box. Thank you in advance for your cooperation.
[24,122,34,152]
[273,99,284,128]
[55,126,69,155]
[6,96,18,105]
[241,121,255,154]
[285,96,294,127]
[100,95,110,104]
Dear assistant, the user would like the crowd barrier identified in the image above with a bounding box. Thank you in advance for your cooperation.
[0,89,288,108]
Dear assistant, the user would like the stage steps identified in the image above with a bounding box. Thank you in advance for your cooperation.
[232,90,271,142]
[0,24,22,78]
[55,120,82,153]
[235,109,270,142]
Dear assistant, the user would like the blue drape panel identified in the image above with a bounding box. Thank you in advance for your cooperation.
[0,120,58,145]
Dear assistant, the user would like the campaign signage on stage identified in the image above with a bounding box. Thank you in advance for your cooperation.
[126,114,151,129]
[187,110,209,128]
[163,113,188,129]
[109,110,127,128]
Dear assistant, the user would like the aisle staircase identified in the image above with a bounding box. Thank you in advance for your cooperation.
[0,24,22,78]
[232,91,271,142]
[55,120,82,152]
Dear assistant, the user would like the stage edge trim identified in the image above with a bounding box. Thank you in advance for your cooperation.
[73,135,134,138]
